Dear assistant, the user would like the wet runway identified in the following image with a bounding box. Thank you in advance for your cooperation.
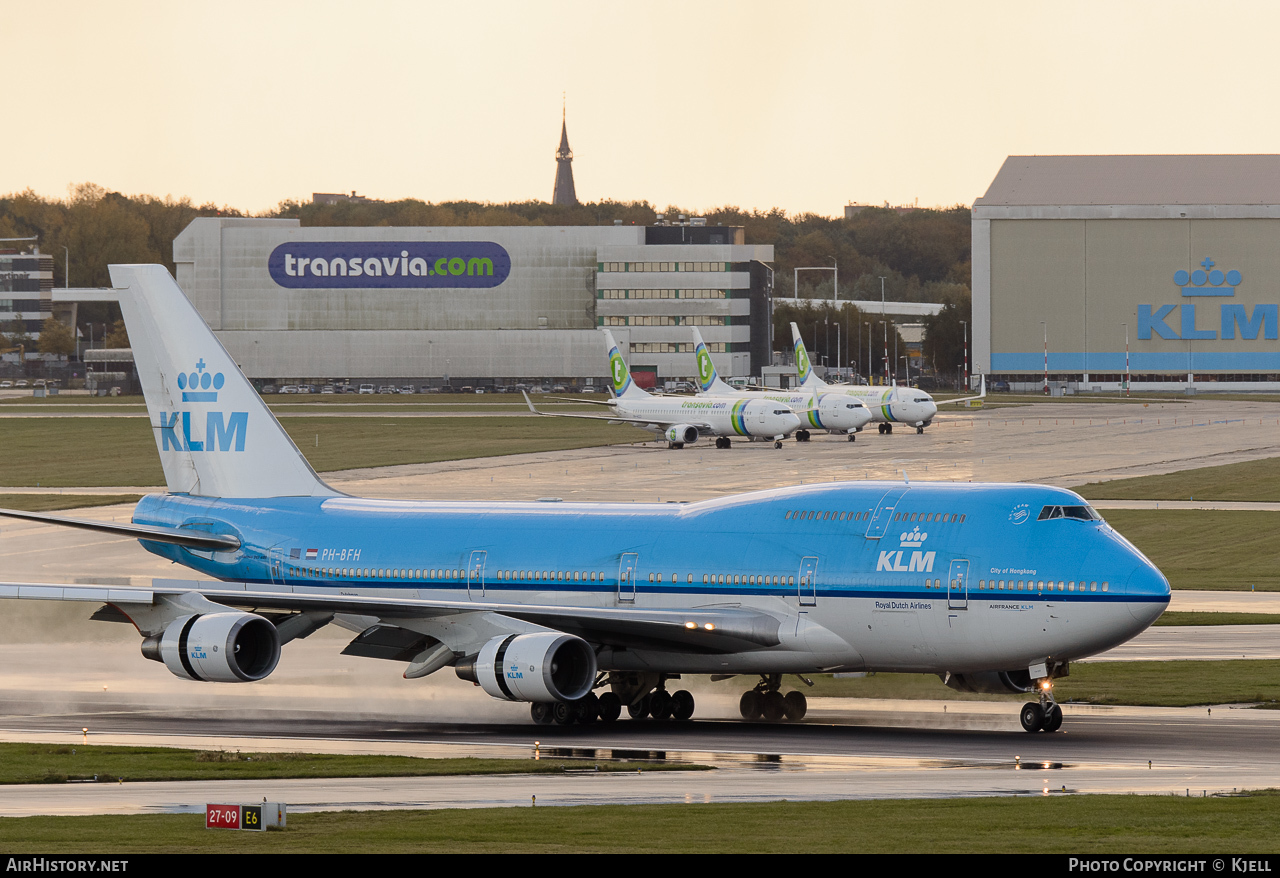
[4,398,1280,814]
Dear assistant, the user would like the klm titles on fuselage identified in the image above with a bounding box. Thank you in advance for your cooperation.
[162,360,247,453]
[1139,258,1277,341]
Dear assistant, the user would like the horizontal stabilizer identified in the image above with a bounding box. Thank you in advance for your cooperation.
[0,507,241,551]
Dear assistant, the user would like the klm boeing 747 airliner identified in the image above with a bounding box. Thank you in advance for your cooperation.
[0,266,1169,732]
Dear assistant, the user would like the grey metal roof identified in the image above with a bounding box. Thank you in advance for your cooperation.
[975,155,1280,206]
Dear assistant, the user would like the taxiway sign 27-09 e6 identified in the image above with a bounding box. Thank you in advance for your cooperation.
[0,265,1169,732]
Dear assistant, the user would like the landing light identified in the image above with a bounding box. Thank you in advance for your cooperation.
[685,622,697,629]
[704,623,716,631]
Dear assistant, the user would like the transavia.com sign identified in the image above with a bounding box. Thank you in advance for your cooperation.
[268,242,512,289]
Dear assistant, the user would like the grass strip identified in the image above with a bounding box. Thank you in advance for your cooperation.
[0,417,649,487]
[1102,510,1280,591]
[1080,456,1280,502]
[1155,612,1280,626]
[806,660,1280,706]
[2,795,1279,853]
[0,743,703,786]
[0,494,142,513]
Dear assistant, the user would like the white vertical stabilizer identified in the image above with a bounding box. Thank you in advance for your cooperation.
[109,264,338,499]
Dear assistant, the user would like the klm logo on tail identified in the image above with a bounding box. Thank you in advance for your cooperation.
[162,359,248,452]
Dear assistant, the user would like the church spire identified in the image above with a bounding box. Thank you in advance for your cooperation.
[553,102,578,206]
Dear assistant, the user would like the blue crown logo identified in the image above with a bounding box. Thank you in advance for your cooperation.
[1175,257,1241,297]
[177,358,225,402]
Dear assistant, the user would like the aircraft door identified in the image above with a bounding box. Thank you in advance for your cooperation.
[267,546,286,585]
[865,487,909,540]
[618,553,639,603]
[797,556,818,606]
[948,559,969,610]
[467,550,487,600]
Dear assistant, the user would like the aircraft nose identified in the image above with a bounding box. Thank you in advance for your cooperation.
[781,411,802,433]
[1125,558,1171,628]
[924,400,938,420]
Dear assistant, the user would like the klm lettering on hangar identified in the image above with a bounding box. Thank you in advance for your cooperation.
[1139,258,1276,341]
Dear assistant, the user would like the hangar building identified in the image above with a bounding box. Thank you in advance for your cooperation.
[973,155,1280,390]
[173,218,773,389]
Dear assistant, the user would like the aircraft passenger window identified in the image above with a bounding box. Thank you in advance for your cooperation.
[788,576,795,586]
[1102,582,1109,591]
[998,580,1005,590]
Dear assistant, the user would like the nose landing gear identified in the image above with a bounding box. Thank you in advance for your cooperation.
[1019,679,1063,732]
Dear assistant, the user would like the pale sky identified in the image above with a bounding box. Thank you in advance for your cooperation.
[8,0,1280,216]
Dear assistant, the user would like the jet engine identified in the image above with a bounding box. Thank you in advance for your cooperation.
[141,611,281,683]
[456,632,597,702]
[943,669,1034,694]
[664,425,700,446]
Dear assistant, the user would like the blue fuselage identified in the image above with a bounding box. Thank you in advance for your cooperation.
[132,481,1169,675]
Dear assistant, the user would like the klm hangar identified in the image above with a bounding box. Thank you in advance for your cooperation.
[972,155,1280,391]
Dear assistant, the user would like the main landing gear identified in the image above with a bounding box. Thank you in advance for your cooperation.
[715,437,732,449]
[1019,679,1063,733]
[531,673,696,725]
[738,674,809,722]
[877,423,893,434]
[795,430,811,442]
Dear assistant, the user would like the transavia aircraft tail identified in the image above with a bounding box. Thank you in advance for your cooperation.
[0,265,1168,732]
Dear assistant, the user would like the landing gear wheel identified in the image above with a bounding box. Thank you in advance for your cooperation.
[598,692,622,723]
[553,700,576,725]
[916,426,924,434]
[531,702,554,725]
[886,424,893,434]
[739,690,763,720]
[576,692,599,725]
[797,430,810,442]
[877,423,886,434]
[774,440,782,449]
[627,693,651,720]
[762,691,786,722]
[716,437,731,449]
[1042,704,1063,733]
[1020,702,1045,733]
[649,689,673,720]
[671,689,695,721]
[782,690,807,721]
[848,433,856,442]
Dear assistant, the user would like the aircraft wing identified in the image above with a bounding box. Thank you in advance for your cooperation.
[0,578,783,655]
[939,374,987,406]
[523,392,712,432]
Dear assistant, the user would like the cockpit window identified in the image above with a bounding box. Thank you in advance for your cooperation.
[1038,505,1101,521]
[913,397,929,403]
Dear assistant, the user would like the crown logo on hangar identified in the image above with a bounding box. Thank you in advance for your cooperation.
[1175,257,1242,298]
[177,359,225,402]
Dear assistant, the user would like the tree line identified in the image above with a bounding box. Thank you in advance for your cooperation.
[1,186,973,376]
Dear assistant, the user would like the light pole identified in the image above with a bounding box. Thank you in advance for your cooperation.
[830,256,838,307]
[1121,322,1130,397]
[1041,321,1048,395]
[901,354,911,385]
[880,320,890,385]
[794,266,837,301]
[959,320,968,390]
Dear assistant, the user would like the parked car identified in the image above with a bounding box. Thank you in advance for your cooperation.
[0,381,11,388]
[358,384,375,394]
[15,380,28,387]
[992,380,1011,392]
[398,385,415,394]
